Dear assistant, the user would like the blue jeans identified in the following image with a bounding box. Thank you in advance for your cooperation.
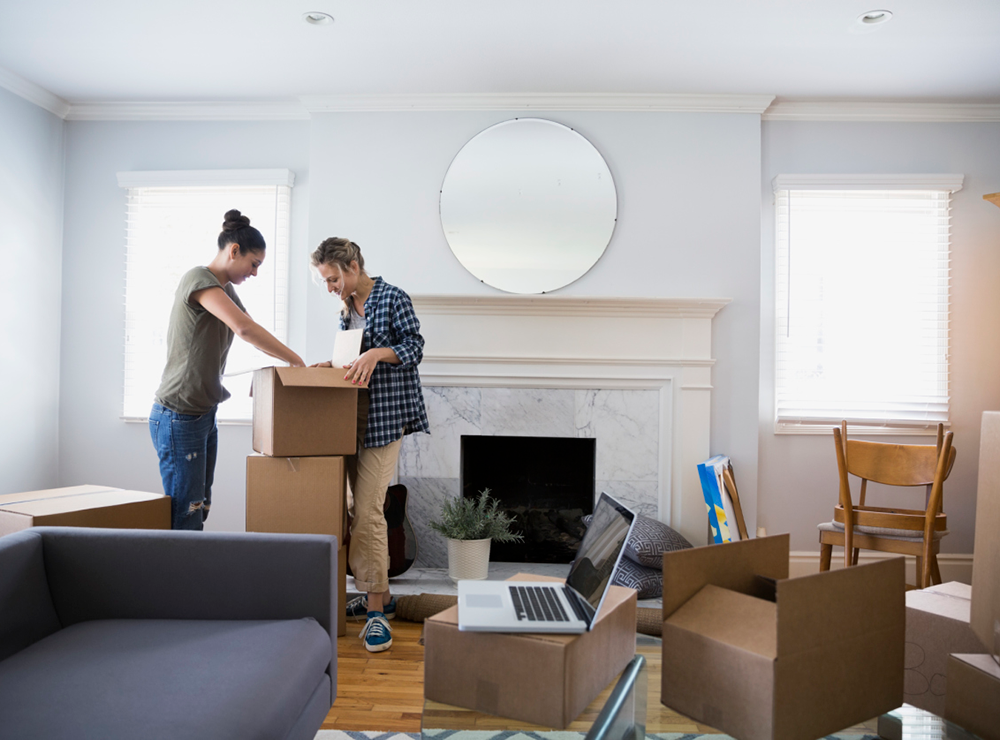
[149,403,218,530]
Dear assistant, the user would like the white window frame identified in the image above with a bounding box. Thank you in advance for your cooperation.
[117,169,294,424]
[772,174,963,435]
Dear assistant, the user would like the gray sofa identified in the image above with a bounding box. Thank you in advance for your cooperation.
[0,527,338,740]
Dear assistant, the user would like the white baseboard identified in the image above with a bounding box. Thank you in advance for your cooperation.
[789,550,973,585]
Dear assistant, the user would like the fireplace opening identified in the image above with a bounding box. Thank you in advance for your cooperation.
[460,435,596,563]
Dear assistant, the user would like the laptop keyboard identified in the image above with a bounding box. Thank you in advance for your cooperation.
[511,585,568,622]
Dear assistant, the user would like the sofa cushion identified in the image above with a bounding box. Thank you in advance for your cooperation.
[0,618,332,740]
[0,531,61,662]
[583,512,693,570]
[611,556,662,599]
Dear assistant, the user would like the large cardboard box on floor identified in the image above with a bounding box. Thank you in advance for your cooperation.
[973,411,1000,662]
[0,485,170,535]
[660,535,904,740]
[945,653,1000,740]
[246,454,348,636]
[252,366,365,457]
[904,582,983,716]
[424,574,637,729]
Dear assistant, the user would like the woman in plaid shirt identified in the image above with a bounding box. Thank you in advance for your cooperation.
[310,237,429,653]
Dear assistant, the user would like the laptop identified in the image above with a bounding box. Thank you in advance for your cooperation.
[457,492,637,634]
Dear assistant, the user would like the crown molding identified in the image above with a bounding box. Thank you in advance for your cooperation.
[301,93,776,114]
[763,98,1000,122]
[411,295,731,319]
[0,67,70,118]
[772,173,965,193]
[65,101,310,121]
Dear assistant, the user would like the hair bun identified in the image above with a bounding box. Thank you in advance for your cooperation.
[222,209,251,232]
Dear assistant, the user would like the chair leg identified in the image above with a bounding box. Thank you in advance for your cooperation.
[931,556,943,585]
[851,548,860,566]
[820,543,832,572]
[915,557,927,589]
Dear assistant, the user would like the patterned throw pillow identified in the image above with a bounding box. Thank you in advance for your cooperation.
[582,512,692,570]
[612,556,662,599]
[623,514,693,570]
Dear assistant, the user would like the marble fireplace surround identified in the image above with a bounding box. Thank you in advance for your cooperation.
[397,295,729,569]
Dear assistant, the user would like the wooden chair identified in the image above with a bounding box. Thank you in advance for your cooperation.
[818,421,956,589]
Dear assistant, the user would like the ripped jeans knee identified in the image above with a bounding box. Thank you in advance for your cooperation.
[149,403,218,531]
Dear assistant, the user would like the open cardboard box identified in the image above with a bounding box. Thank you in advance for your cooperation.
[424,573,637,729]
[0,484,170,536]
[245,454,348,636]
[904,582,982,716]
[252,367,366,457]
[660,534,904,740]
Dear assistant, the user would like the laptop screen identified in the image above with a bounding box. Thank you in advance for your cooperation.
[565,492,636,614]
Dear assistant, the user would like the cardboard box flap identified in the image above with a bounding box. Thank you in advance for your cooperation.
[274,366,366,389]
[666,584,777,659]
[2,490,165,517]
[662,534,790,618]
[973,411,1000,659]
[0,485,121,507]
[776,557,904,656]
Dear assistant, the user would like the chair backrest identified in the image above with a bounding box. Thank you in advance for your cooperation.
[834,421,956,515]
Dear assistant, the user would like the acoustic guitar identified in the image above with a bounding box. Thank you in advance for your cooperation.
[344,483,417,579]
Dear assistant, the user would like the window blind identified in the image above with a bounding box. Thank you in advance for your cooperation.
[774,187,954,431]
[122,182,291,422]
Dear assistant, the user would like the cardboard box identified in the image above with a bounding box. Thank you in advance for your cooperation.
[424,574,637,728]
[246,455,346,538]
[0,485,170,536]
[945,653,1000,740]
[904,582,983,715]
[660,535,905,740]
[973,411,1000,662]
[252,367,365,457]
[246,455,348,636]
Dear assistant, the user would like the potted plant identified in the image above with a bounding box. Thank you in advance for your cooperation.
[430,489,524,582]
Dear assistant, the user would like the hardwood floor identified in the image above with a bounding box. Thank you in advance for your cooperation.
[322,620,426,732]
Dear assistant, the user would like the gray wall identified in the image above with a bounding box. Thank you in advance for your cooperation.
[58,120,311,532]
[0,88,65,494]
[759,120,1000,553]
[307,111,763,533]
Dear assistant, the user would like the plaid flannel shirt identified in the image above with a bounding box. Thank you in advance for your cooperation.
[341,276,430,448]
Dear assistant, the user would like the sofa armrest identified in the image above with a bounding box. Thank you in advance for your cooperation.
[36,527,338,700]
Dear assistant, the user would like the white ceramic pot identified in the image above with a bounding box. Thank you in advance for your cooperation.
[446,537,491,582]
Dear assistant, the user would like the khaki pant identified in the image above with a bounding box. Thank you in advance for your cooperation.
[346,390,403,594]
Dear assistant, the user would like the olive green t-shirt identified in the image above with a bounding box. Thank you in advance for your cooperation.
[154,266,246,415]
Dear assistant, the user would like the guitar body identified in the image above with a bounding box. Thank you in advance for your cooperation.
[345,483,417,579]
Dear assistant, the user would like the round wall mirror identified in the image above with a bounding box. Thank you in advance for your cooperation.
[440,118,617,294]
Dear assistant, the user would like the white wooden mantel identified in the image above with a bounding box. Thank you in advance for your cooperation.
[410,294,731,546]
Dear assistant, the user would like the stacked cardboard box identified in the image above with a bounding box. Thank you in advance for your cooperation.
[248,366,365,637]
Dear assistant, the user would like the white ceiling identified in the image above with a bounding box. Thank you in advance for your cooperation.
[1,0,999,105]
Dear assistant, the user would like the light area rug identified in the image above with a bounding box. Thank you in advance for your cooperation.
[315,731,878,740]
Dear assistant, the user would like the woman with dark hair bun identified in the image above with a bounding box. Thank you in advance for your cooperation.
[150,209,304,530]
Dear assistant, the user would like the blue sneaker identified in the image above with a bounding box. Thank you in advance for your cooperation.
[346,595,396,622]
[360,613,393,652]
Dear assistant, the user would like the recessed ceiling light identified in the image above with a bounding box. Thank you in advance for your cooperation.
[857,9,893,26]
[302,11,334,26]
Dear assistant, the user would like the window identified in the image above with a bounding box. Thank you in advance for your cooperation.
[773,174,963,433]
[118,169,293,422]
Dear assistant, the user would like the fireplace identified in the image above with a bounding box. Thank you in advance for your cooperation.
[461,435,596,563]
